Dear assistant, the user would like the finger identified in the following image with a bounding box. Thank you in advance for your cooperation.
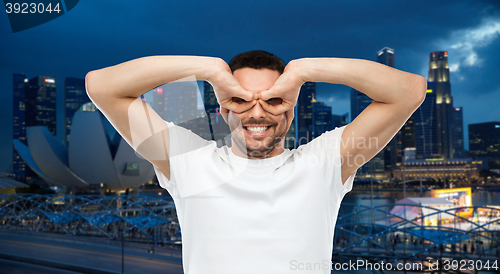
[222,72,256,102]
[222,99,256,114]
[258,71,289,100]
[258,99,290,116]
[258,86,281,101]
[231,86,256,102]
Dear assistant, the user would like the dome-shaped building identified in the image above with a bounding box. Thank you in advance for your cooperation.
[13,111,155,192]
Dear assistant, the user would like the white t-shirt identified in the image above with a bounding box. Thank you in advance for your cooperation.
[154,122,356,274]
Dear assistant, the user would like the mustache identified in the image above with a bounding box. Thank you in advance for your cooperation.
[241,118,278,127]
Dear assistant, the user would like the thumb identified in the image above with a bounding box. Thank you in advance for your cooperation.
[258,85,282,101]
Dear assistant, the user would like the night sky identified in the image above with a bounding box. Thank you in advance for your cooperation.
[1,0,499,173]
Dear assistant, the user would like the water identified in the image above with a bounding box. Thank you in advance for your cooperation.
[342,189,500,207]
[339,189,500,222]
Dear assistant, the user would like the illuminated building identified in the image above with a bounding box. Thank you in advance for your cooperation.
[202,82,230,143]
[394,157,488,181]
[203,81,218,118]
[431,187,473,218]
[402,118,416,152]
[428,51,454,159]
[414,82,439,159]
[377,47,400,179]
[390,197,455,226]
[351,47,397,179]
[468,122,500,170]
[310,101,332,138]
[12,74,56,183]
[26,76,57,136]
[453,106,464,158]
[403,147,416,162]
[284,110,296,150]
[12,74,34,182]
[152,81,197,125]
[64,77,90,145]
[331,113,348,129]
[297,82,316,146]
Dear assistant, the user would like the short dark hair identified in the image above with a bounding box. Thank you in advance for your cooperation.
[228,50,285,74]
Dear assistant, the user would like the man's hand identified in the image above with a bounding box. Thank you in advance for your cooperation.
[207,59,257,114]
[258,59,306,115]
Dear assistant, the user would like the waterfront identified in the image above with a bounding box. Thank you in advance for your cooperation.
[344,189,500,207]
[339,189,500,223]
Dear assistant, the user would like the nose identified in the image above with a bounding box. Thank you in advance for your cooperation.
[248,100,267,120]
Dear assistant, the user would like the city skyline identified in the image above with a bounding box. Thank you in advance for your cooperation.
[1,0,500,172]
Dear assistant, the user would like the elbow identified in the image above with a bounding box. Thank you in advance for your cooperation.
[85,71,95,98]
[411,75,427,106]
[85,70,102,100]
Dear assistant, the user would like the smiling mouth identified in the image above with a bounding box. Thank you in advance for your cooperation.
[244,126,270,134]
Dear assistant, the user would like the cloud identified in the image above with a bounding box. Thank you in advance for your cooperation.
[440,17,500,74]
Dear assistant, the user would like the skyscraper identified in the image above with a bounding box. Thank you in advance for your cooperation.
[13,74,55,182]
[414,82,439,159]
[377,47,395,67]
[12,74,28,181]
[350,83,383,177]
[350,88,372,124]
[203,81,218,117]
[401,118,415,151]
[331,112,348,129]
[297,82,316,145]
[453,106,464,158]
[469,122,500,170]
[26,76,57,136]
[65,77,89,145]
[350,47,397,178]
[162,81,198,124]
[428,51,454,159]
[377,47,400,178]
[202,81,230,143]
[284,111,297,150]
[311,101,332,139]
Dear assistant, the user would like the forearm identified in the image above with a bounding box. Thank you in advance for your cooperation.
[295,58,427,104]
[86,55,221,99]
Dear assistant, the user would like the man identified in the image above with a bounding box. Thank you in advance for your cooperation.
[86,50,426,273]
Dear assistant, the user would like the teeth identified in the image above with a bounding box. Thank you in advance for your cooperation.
[246,126,268,133]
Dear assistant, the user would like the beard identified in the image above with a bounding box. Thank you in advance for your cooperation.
[228,114,287,159]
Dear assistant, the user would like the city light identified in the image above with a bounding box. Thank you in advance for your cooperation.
[44,78,55,83]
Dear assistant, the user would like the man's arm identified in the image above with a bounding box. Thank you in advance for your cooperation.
[294,58,427,186]
[85,56,222,180]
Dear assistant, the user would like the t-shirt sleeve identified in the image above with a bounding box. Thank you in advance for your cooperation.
[299,124,356,200]
[153,121,228,199]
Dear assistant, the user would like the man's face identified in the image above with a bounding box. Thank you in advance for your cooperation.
[227,68,288,158]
